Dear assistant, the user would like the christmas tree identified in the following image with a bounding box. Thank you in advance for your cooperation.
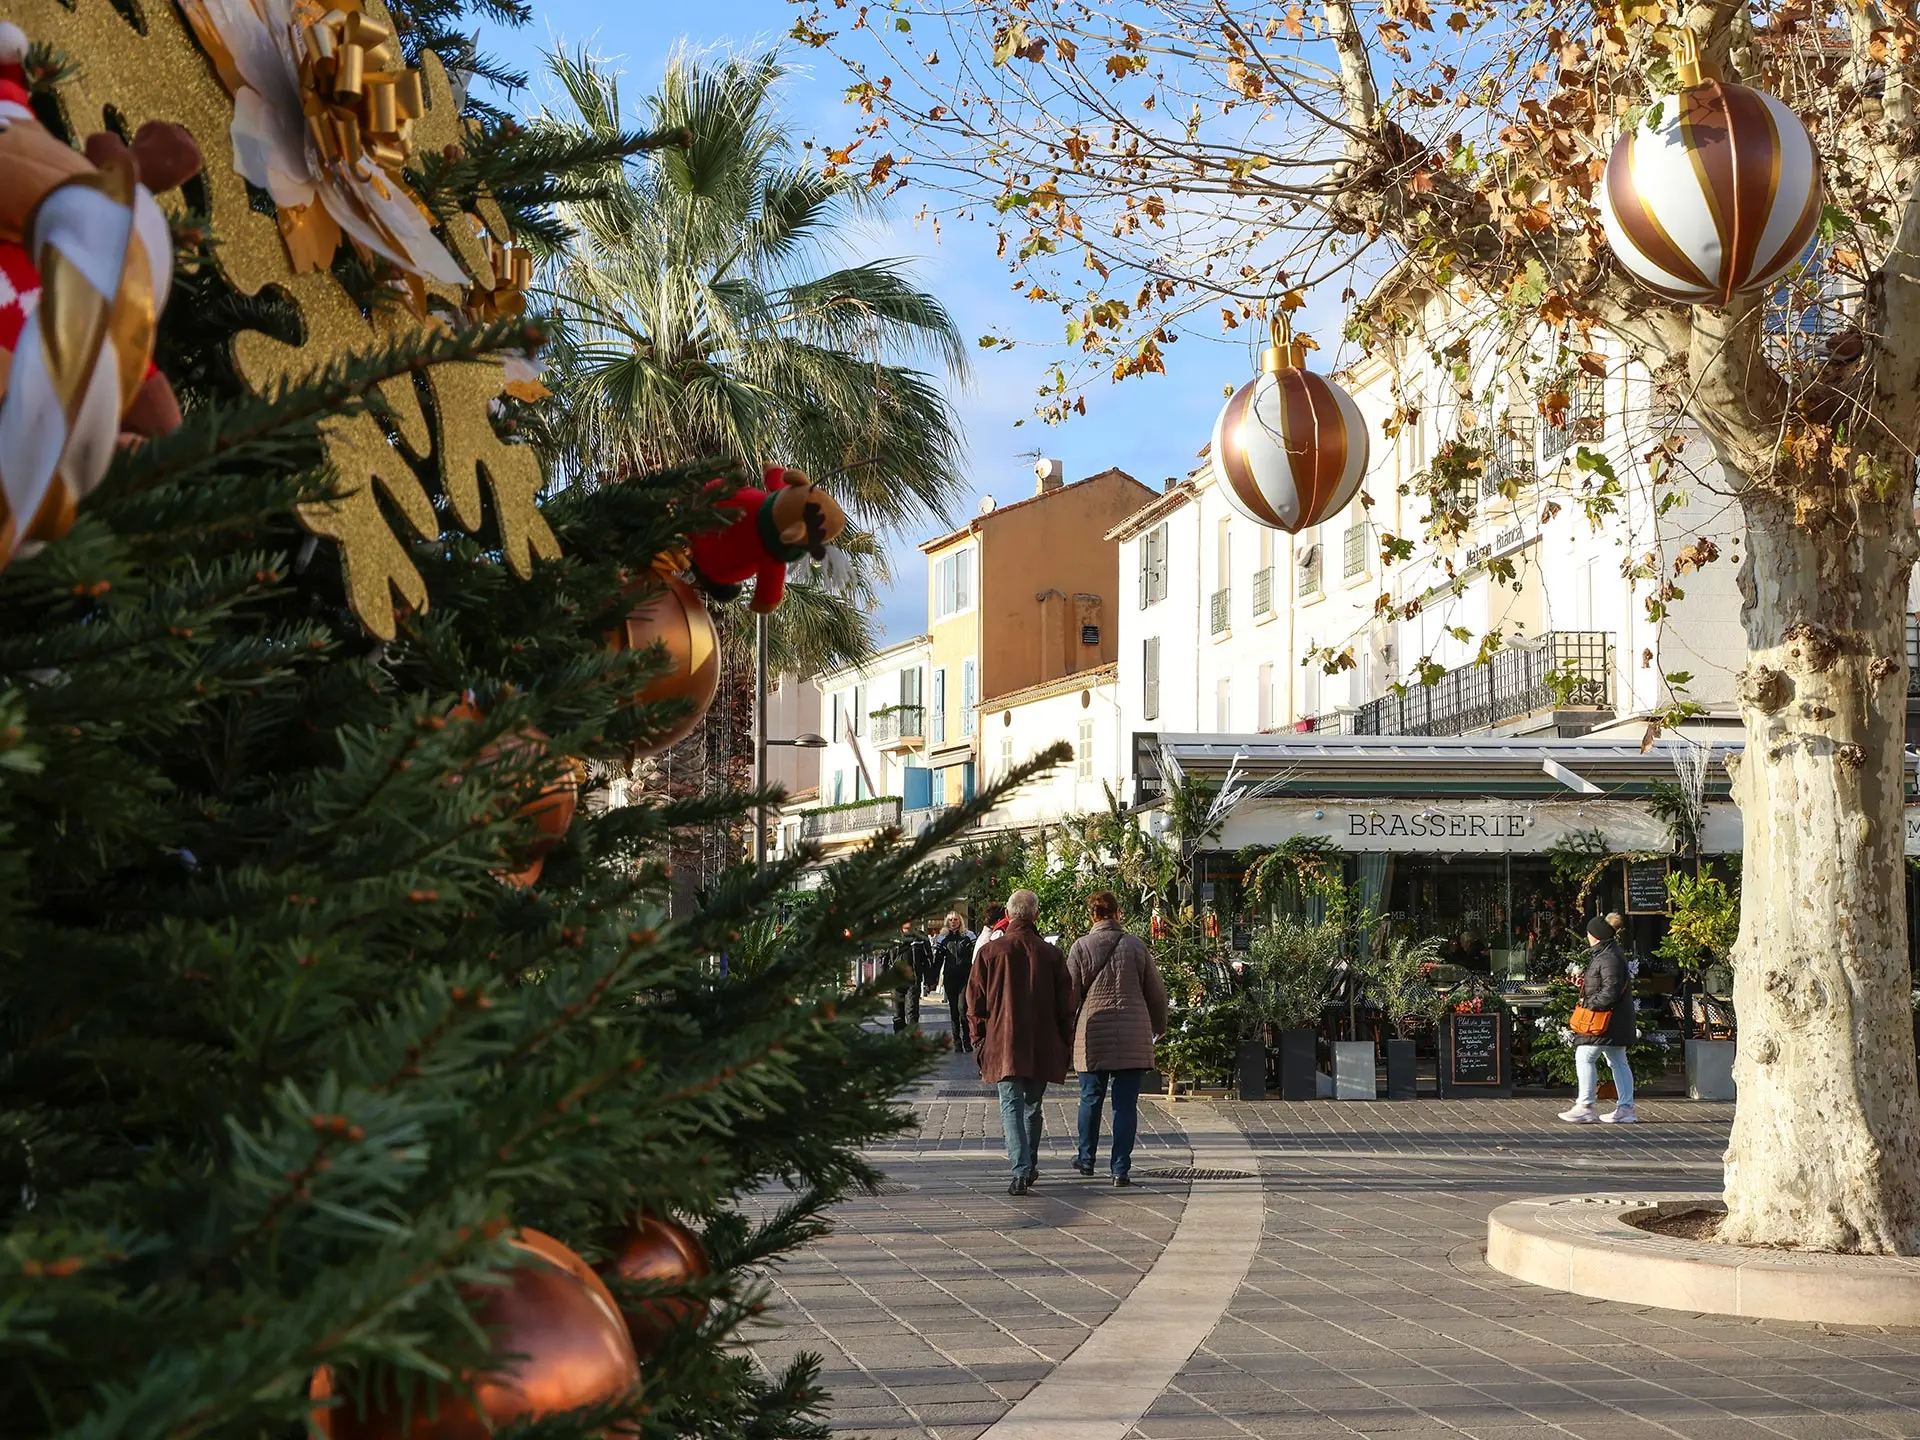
[0,2,1057,1434]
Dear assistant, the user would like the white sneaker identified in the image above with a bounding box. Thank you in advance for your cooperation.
[1600,1105,1638,1124]
[1559,1104,1599,1123]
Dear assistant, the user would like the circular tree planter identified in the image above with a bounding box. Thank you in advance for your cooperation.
[1487,1194,1920,1326]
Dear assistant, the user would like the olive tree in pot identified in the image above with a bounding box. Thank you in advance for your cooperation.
[1365,935,1447,1100]
[1241,916,1346,1101]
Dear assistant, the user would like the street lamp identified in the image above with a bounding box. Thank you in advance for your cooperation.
[754,604,830,867]
[755,733,828,866]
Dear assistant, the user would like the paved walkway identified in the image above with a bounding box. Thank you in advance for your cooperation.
[753,1010,1920,1439]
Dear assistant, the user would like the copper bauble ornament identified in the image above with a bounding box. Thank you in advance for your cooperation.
[1598,32,1821,306]
[611,574,720,756]
[312,1234,640,1439]
[1209,315,1368,535]
[448,698,582,887]
[603,1215,711,1356]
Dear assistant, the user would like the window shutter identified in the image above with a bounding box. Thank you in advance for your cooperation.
[1143,637,1161,722]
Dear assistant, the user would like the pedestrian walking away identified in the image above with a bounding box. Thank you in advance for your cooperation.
[1066,892,1168,1185]
[1560,915,1638,1125]
[967,889,1074,1195]
[936,911,977,1054]
[891,923,922,1033]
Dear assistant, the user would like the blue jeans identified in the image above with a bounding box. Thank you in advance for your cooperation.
[1575,1045,1634,1106]
[1076,1069,1145,1176]
[997,1077,1047,1181]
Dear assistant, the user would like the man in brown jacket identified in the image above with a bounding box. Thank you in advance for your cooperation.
[967,888,1075,1195]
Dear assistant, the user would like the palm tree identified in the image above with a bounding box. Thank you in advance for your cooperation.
[535,47,970,676]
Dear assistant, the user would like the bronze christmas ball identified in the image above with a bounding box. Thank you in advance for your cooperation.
[447,700,582,888]
[603,1215,712,1357]
[313,1235,640,1439]
[611,575,719,756]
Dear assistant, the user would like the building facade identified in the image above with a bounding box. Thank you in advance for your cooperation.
[1113,276,1752,804]
[918,461,1155,810]
[976,664,1124,832]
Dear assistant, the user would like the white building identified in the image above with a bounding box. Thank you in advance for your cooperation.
[1111,274,1750,803]
[976,664,1124,831]
[776,635,931,858]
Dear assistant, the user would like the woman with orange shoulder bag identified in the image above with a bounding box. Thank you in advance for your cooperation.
[1560,916,1638,1125]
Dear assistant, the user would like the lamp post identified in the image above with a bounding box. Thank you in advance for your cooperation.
[754,611,828,867]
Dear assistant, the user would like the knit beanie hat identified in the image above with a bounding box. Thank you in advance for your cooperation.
[1586,916,1615,943]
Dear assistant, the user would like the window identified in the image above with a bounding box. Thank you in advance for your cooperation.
[852,683,865,737]
[1301,657,1321,719]
[899,666,922,708]
[1143,637,1161,722]
[1216,516,1232,593]
[1137,523,1169,607]
[1298,541,1322,598]
[931,668,947,743]
[830,690,847,742]
[1253,530,1275,617]
[1001,736,1014,776]
[1257,662,1274,730]
[1342,522,1367,580]
[1487,413,1536,494]
[855,767,871,801]
[934,548,974,619]
[832,770,845,805]
[961,659,977,736]
[1542,375,1606,461]
[1215,677,1232,732]
[1077,719,1093,779]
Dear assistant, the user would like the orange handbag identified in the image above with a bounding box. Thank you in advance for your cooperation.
[1569,1005,1611,1037]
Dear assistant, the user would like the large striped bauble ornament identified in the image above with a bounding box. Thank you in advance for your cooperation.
[1599,77,1821,307]
[1210,348,1368,535]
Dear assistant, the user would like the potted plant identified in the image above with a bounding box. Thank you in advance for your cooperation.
[1657,869,1740,1100]
[1365,934,1446,1099]
[1242,915,1344,1100]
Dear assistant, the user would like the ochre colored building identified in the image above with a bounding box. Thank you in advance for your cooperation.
[918,463,1155,804]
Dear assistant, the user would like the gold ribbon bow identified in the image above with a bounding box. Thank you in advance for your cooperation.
[467,235,535,321]
[297,7,424,177]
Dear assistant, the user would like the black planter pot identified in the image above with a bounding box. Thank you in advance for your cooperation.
[1385,1038,1418,1100]
[1236,1039,1268,1100]
[1278,1027,1318,1101]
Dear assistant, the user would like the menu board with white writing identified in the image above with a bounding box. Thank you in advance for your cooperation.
[1448,1014,1503,1087]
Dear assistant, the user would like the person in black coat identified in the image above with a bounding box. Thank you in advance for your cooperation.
[1560,916,1638,1125]
[892,924,924,1032]
[936,912,977,1053]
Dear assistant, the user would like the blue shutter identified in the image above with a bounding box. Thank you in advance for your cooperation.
[903,766,932,811]
[962,761,976,802]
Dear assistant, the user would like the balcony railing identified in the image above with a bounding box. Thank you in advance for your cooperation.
[1251,566,1273,616]
[1210,587,1230,635]
[1342,524,1366,579]
[1352,632,1614,737]
[1298,547,1322,597]
[870,706,925,746]
[1908,618,1920,697]
[796,796,903,839]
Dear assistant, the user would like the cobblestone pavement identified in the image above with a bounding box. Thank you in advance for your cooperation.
[753,1010,1920,1440]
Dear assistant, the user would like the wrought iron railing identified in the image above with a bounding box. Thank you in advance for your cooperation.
[1352,631,1614,737]
[1342,524,1366,579]
[870,706,924,745]
[1210,588,1230,635]
[1251,566,1273,616]
[797,796,903,839]
[1298,547,1322,597]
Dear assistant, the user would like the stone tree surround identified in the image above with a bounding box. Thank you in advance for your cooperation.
[1488,1194,1920,1325]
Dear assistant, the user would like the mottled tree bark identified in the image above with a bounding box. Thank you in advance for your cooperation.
[1722,495,1920,1252]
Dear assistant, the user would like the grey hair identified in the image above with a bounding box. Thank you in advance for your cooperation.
[1007,889,1040,922]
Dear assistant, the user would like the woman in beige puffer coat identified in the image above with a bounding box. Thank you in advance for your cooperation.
[1067,892,1169,1185]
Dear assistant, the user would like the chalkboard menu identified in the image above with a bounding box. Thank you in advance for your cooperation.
[1624,859,1671,914]
[1437,1012,1513,1097]
[1451,1013,1502,1084]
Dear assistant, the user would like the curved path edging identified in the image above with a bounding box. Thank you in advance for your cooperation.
[979,1102,1263,1440]
[1488,1193,1920,1325]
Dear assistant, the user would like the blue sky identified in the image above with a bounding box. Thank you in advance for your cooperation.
[480,0,1235,648]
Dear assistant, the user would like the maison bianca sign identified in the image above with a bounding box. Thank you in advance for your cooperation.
[1215,798,1670,854]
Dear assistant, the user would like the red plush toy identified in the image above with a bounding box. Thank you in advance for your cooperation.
[687,466,847,614]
